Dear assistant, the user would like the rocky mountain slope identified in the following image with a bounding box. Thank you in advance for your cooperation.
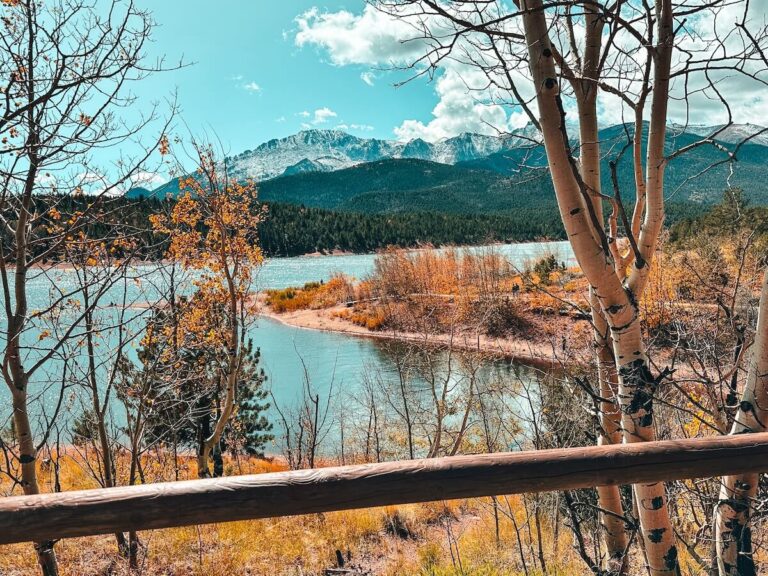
[221,127,543,181]
[133,122,768,211]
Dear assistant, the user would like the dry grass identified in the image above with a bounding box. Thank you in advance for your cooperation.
[265,276,354,313]
[266,249,591,344]
[4,450,748,575]
[1,452,596,576]
[7,244,767,574]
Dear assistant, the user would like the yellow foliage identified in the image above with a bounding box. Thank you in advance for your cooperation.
[151,145,264,361]
[266,275,354,313]
[158,134,170,156]
[348,306,387,330]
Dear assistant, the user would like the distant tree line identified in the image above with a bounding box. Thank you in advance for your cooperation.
[15,193,716,262]
[670,188,768,244]
[258,202,567,255]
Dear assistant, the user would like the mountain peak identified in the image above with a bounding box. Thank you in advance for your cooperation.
[296,128,349,138]
[669,122,768,145]
[227,129,520,181]
[222,121,766,183]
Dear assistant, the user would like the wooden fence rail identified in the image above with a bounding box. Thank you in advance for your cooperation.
[2,432,768,545]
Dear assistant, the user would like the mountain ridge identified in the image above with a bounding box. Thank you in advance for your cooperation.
[221,127,542,181]
[131,122,768,214]
[220,122,768,182]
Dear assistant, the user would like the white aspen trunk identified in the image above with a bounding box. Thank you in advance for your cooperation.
[612,321,679,575]
[4,170,59,575]
[714,269,768,576]
[616,6,677,572]
[576,13,630,560]
[592,295,630,574]
[631,110,648,240]
[579,87,629,572]
[12,387,59,576]
[519,2,679,574]
[628,0,673,297]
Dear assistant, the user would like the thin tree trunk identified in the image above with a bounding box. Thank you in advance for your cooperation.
[5,144,59,575]
[198,247,242,478]
[577,40,629,567]
[593,295,630,574]
[12,389,59,575]
[84,291,128,554]
[198,343,238,477]
[519,2,679,573]
[714,269,768,576]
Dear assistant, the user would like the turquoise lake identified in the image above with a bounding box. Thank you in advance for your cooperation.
[0,241,574,449]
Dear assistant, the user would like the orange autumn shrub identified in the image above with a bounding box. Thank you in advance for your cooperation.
[346,306,387,330]
[266,274,354,312]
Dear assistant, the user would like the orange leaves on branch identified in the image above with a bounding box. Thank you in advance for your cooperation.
[151,145,265,355]
[10,65,26,82]
[78,113,92,126]
[159,134,170,156]
[170,192,200,227]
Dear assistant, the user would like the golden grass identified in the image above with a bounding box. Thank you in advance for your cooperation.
[265,276,354,313]
[1,452,596,576]
[3,449,765,575]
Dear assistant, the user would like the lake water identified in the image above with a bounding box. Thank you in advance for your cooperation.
[252,240,573,404]
[1,241,573,451]
[254,241,574,290]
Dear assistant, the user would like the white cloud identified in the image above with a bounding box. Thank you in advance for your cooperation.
[296,5,532,142]
[36,173,58,189]
[297,4,768,143]
[297,111,311,118]
[360,71,376,86]
[311,107,337,125]
[130,171,166,190]
[71,171,119,196]
[243,81,261,92]
[295,5,424,66]
[275,116,287,123]
[393,67,520,142]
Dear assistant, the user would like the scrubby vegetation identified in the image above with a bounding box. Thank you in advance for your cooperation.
[265,276,356,313]
[267,247,589,343]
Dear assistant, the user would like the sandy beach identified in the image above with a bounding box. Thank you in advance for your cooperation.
[258,302,575,370]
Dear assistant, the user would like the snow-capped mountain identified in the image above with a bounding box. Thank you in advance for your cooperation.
[222,127,542,182]
[207,121,768,184]
[669,123,768,146]
[224,130,398,181]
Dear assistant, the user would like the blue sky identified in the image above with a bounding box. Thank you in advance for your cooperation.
[111,0,768,190]
[132,0,440,155]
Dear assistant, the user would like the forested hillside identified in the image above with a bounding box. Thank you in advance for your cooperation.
[100,193,706,257]
[137,123,768,217]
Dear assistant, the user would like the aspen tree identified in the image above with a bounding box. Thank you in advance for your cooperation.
[714,268,768,576]
[150,143,264,478]
[372,1,767,573]
[0,1,175,573]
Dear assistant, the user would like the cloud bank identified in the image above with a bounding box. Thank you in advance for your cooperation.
[295,3,768,141]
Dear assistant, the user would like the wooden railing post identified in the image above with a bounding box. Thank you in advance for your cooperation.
[1,433,766,545]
